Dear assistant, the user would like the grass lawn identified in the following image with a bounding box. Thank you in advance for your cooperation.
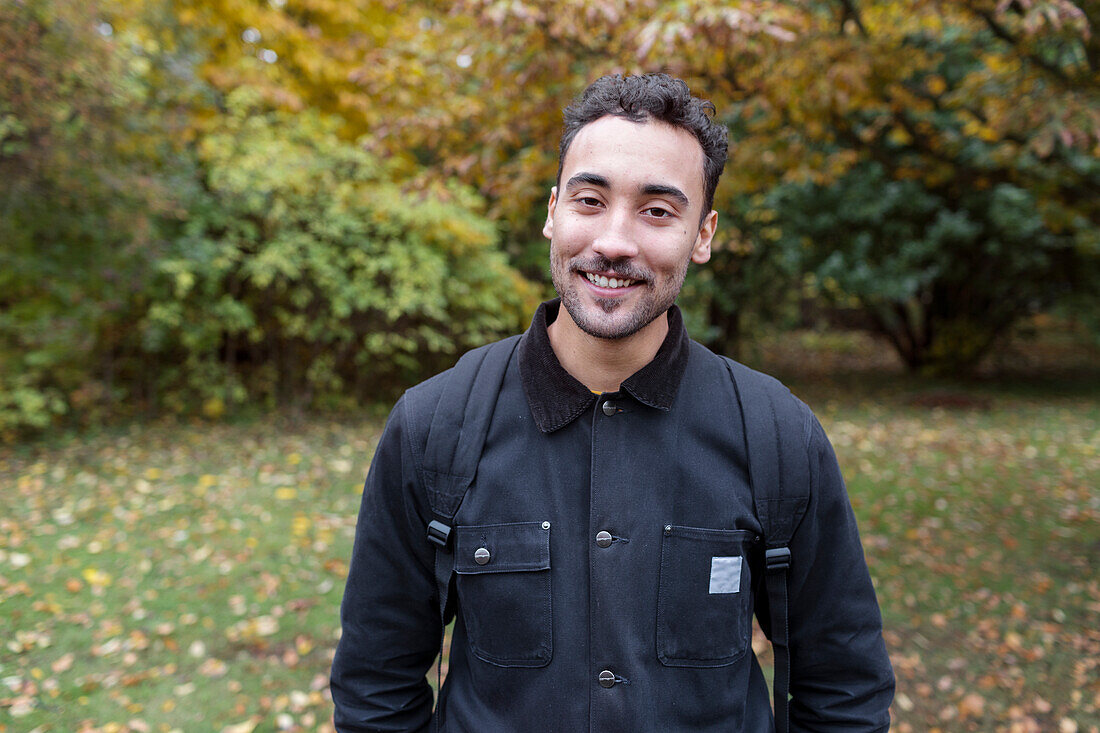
[791,381,1100,733]
[2,333,1098,731]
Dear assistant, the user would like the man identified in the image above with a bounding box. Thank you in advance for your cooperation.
[331,73,894,732]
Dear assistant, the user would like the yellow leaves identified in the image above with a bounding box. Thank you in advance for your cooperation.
[225,614,279,642]
[291,513,311,537]
[274,487,297,500]
[82,567,113,588]
[963,118,1001,143]
[221,718,261,733]
[199,656,229,677]
[202,397,227,419]
[760,226,783,242]
[1004,630,1026,651]
[195,473,218,497]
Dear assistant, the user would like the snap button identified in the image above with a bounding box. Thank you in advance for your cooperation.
[598,669,616,688]
[541,521,550,530]
[473,547,490,565]
[595,530,612,548]
[601,400,616,416]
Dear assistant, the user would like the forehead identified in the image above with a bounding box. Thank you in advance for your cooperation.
[561,115,706,201]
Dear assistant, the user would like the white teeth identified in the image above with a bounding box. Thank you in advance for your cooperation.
[585,272,635,289]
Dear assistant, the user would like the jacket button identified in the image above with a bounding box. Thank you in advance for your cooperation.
[595,530,612,548]
[601,400,616,416]
[598,669,616,688]
[473,547,490,565]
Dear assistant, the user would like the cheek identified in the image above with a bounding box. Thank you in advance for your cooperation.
[649,240,696,275]
[551,218,593,251]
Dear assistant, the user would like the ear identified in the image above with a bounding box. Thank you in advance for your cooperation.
[691,209,717,264]
[542,187,558,240]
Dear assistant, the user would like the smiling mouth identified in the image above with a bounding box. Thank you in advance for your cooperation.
[583,272,638,289]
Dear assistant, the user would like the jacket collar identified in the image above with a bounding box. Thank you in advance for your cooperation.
[518,299,691,433]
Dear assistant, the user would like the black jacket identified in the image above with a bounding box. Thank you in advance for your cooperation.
[332,301,894,731]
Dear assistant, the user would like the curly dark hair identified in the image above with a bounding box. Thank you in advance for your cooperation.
[557,73,728,221]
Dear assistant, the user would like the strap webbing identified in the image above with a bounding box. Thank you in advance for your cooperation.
[766,548,793,733]
[413,336,520,728]
[421,335,522,522]
[725,358,810,733]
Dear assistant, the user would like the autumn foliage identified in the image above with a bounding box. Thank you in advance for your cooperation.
[1,0,1098,432]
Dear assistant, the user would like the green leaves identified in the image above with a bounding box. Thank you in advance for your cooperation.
[0,1,537,433]
[137,99,535,412]
[379,0,1099,372]
[761,160,1081,372]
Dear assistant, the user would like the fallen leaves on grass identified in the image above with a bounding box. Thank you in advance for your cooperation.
[2,392,1097,731]
[821,397,1100,731]
[0,419,374,731]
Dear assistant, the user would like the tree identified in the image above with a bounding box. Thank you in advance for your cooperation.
[707,0,1100,371]
[138,90,536,410]
[369,0,1100,372]
[0,0,179,430]
[0,0,538,433]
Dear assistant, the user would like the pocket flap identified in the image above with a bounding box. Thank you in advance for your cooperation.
[454,521,550,574]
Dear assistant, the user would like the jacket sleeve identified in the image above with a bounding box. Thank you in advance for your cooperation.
[774,406,895,731]
[330,395,440,732]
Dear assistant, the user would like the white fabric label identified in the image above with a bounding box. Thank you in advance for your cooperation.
[709,556,742,594]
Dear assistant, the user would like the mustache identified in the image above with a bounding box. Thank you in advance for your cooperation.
[569,255,649,282]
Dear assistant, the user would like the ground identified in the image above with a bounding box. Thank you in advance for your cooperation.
[1,324,1097,732]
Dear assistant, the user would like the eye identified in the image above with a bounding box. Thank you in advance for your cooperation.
[643,206,673,218]
[577,197,604,208]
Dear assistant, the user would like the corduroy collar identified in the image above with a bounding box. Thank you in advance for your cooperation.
[518,299,691,433]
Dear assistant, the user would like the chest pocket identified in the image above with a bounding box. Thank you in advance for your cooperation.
[656,525,756,667]
[454,521,552,668]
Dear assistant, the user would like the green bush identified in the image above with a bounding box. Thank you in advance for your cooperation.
[0,40,536,434]
[0,0,167,434]
[129,90,536,414]
[763,162,1086,374]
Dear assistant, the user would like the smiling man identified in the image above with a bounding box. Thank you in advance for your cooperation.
[331,74,894,732]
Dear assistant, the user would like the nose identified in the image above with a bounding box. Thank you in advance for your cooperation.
[591,207,639,261]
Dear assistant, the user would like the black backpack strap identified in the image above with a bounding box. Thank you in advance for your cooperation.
[411,334,520,722]
[724,358,811,733]
[420,334,521,544]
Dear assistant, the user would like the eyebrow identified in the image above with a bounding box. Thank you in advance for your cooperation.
[564,173,692,209]
[640,183,690,208]
[564,172,610,190]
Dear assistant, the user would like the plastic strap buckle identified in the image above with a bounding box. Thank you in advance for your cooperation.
[765,547,791,572]
[427,520,452,549]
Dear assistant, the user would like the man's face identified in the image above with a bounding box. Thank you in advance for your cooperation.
[544,115,716,341]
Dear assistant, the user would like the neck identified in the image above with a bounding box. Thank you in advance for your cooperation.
[547,307,669,393]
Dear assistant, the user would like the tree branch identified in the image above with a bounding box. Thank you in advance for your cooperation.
[838,0,869,37]
[972,7,1073,82]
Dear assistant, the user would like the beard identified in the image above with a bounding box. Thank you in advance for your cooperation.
[550,252,689,341]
